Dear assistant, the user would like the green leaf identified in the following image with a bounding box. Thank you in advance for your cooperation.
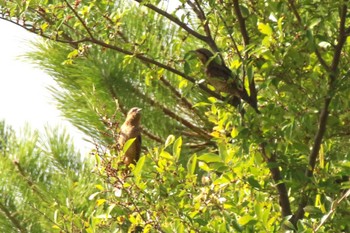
[165,134,175,148]
[247,176,261,189]
[160,150,173,159]
[187,154,197,175]
[198,153,222,163]
[258,23,273,36]
[303,206,322,214]
[133,155,145,176]
[198,161,211,172]
[173,137,182,161]
[238,215,253,226]
[88,192,100,200]
[122,138,136,154]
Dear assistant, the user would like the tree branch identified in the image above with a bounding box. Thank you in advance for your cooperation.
[2,6,233,107]
[133,0,208,42]
[159,76,212,126]
[233,0,250,46]
[63,0,95,40]
[186,0,219,52]
[287,0,302,25]
[129,85,212,140]
[260,144,292,217]
[0,202,26,233]
[287,0,330,71]
[88,38,225,100]
[291,3,349,225]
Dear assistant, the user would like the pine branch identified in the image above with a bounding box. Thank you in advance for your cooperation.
[0,202,26,233]
[1,11,231,106]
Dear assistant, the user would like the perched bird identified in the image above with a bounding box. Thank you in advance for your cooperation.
[194,48,245,108]
[195,48,238,93]
[117,107,142,166]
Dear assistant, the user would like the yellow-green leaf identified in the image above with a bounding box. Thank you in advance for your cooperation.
[258,23,273,36]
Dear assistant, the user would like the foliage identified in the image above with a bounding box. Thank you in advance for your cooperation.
[1,0,350,232]
[0,122,100,232]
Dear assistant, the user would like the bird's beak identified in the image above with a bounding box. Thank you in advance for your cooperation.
[136,108,142,113]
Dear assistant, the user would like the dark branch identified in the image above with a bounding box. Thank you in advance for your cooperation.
[287,0,302,25]
[260,144,292,217]
[130,86,212,140]
[291,3,349,225]
[233,0,250,46]
[186,0,219,52]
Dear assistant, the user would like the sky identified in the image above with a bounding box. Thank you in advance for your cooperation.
[0,20,91,154]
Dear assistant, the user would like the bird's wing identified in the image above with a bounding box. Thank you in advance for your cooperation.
[135,134,142,161]
[207,64,232,80]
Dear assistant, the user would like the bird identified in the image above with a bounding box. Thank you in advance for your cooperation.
[194,48,246,108]
[117,107,142,166]
[194,49,240,92]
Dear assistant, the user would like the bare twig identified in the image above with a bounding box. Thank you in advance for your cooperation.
[63,0,95,39]
[186,0,219,52]
[133,0,207,41]
[130,85,212,140]
[314,189,350,231]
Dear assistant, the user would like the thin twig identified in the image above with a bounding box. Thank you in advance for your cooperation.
[314,189,350,231]
[186,0,219,52]
[63,0,95,39]
[287,0,330,71]
[159,76,212,126]
[217,12,243,61]
[133,0,207,41]
[129,85,212,140]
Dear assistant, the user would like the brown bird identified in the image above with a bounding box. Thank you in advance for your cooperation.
[118,107,142,166]
[194,48,258,112]
[195,48,240,94]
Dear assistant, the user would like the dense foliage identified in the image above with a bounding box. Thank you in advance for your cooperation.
[1,0,350,232]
